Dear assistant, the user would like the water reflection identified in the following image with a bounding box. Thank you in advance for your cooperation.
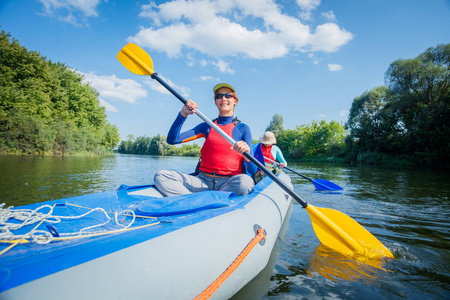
[0,155,199,206]
[0,156,110,205]
[306,244,389,282]
[265,243,391,297]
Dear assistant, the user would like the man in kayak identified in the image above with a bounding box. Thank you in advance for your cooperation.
[154,83,257,196]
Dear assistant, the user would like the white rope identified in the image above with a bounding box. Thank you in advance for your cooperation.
[0,203,57,244]
[0,202,138,244]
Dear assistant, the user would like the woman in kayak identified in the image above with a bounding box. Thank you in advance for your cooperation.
[252,131,287,182]
[154,83,256,197]
[255,131,287,168]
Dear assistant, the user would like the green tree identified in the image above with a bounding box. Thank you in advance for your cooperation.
[277,120,346,159]
[385,43,450,165]
[117,134,200,157]
[297,120,346,158]
[118,140,133,154]
[133,136,151,155]
[149,135,167,155]
[52,120,76,154]
[126,134,135,142]
[277,129,302,156]
[265,114,285,136]
[0,31,120,155]
[346,86,402,153]
[102,123,120,149]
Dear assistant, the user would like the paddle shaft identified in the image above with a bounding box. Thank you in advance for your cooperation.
[263,156,312,181]
[151,73,308,208]
[284,167,310,181]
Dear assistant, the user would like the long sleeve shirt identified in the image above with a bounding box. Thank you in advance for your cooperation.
[167,113,257,175]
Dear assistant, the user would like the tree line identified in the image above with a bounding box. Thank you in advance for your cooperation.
[0,31,120,155]
[118,135,201,157]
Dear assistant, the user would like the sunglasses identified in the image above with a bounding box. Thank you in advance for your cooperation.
[215,93,234,100]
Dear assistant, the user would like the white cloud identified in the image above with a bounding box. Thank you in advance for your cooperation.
[199,76,220,82]
[130,0,353,60]
[322,10,336,22]
[319,114,326,118]
[39,0,101,16]
[328,63,343,71]
[186,55,234,74]
[296,0,321,11]
[38,0,102,26]
[296,0,321,21]
[309,53,319,64]
[211,59,234,74]
[309,23,353,52]
[80,72,148,103]
[99,99,118,112]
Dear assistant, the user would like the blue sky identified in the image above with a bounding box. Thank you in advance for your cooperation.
[1,0,449,142]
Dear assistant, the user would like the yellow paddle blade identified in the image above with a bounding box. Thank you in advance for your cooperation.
[117,43,154,76]
[306,205,394,259]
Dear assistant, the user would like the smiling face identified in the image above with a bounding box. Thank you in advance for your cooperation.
[214,87,238,117]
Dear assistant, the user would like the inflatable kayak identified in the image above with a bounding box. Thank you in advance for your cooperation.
[0,172,293,300]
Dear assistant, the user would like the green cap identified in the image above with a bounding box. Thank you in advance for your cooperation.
[213,83,235,94]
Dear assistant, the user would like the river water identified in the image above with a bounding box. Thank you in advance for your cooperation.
[0,154,448,299]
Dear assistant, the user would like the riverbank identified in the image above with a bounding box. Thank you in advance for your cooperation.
[288,152,449,170]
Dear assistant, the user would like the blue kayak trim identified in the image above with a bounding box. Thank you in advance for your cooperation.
[0,175,274,293]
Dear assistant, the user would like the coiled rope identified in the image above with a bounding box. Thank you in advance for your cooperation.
[0,202,158,251]
[0,203,58,245]
[194,228,266,300]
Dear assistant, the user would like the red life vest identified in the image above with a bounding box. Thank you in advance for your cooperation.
[261,144,275,164]
[199,121,243,176]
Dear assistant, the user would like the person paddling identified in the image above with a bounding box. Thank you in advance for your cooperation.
[154,83,256,196]
[255,131,287,168]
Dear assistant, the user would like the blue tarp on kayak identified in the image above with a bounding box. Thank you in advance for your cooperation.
[117,185,238,216]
